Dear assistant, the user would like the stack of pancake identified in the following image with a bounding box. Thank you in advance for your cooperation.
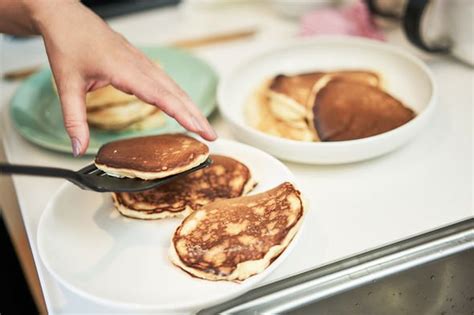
[94,134,306,281]
[85,85,165,131]
[52,64,165,132]
[246,70,415,141]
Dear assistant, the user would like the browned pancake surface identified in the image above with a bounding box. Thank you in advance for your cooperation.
[173,182,303,278]
[269,71,380,107]
[114,155,253,214]
[269,72,325,105]
[95,134,209,172]
[313,80,415,141]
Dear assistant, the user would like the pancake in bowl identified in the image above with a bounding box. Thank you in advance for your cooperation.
[95,134,209,180]
[247,70,384,142]
[309,79,416,141]
[268,72,325,122]
[112,155,256,219]
[169,182,305,282]
[245,80,316,142]
[268,70,381,123]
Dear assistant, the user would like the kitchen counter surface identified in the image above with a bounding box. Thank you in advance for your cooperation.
[0,2,472,314]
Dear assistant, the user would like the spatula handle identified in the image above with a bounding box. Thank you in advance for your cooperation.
[0,163,77,179]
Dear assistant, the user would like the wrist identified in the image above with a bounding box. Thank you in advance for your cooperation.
[20,0,80,34]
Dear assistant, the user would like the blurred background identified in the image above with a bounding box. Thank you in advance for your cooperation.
[0,0,472,314]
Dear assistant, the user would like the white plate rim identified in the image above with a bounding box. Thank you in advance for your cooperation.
[36,139,305,311]
[217,35,437,148]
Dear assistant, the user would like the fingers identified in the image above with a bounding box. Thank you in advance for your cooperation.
[113,72,200,134]
[111,68,217,140]
[151,69,217,140]
[56,78,90,156]
[121,50,217,140]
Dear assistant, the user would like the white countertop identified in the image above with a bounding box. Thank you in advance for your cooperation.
[1,3,472,314]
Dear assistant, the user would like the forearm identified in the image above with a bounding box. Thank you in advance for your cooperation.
[0,0,37,35]
[0,0,79,36]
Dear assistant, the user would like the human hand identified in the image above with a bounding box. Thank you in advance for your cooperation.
[27,1,217,156]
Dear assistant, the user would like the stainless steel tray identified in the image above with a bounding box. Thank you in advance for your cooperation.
[199,218,474,314]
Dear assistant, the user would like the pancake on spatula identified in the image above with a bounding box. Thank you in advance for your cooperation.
[309,79,415,141]
[169,182,305,282]
[112,155,256,219]
[95,134,209,180]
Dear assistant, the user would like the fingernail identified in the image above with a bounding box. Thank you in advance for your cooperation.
[71,137,82,157]
[208,126,218,139]
[191,117,202,132]
[201,120,217,139]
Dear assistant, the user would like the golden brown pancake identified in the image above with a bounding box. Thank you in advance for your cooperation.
[246,70,398,142]
[245,80,317,141]
[113,154,255,219]
[112,155,256,219]
[125,110,165,131]
[269,72,326,106]
[95,134,209,180]
[53,72,165,132]
[51,78,137,111]
[310,79,416,141]
[87,101,159,131]
[268,71,381,122]
[270,71,381,100]
[83,61,162,110]
[252,71,381,141]
[86,85,137,110]
[169,182,305,282]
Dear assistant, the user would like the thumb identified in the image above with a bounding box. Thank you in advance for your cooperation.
[57,80,90,157]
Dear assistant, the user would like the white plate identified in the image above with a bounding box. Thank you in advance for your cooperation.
[37,139,300,312]
[218,36,436,164]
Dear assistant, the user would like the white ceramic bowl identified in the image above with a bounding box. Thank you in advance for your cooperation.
[217,36,436,164]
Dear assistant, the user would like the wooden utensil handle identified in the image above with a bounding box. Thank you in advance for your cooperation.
[3,66,41,81]
[2,29,257,81]
[171,29,257,49]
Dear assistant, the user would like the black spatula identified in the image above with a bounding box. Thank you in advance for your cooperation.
[0,158,211,192]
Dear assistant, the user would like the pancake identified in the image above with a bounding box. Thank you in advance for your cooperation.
[86,85,137,110]
[84,61,162,110]
[95,134,209,180]
[245,80,316,142]
[125,110,165,131]
[268,71,381,123]
[169,182,305,282]
[112,155,256,219]
[310,79,416,141]
[268,72,325,121]
[87,101,159,130]
[52,77,137,111]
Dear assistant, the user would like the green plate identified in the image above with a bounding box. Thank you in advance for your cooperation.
[10,46,218,155]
